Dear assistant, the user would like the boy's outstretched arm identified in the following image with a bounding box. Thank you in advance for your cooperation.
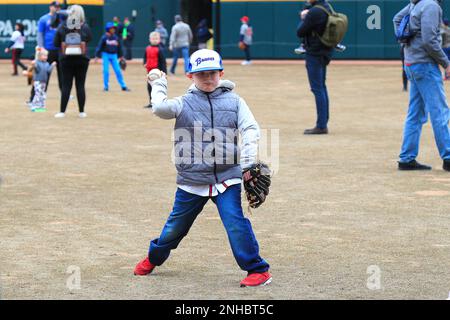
[150,76,183,119]
[238,97,260,170]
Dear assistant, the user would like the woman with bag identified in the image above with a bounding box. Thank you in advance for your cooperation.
[53,4,92,118]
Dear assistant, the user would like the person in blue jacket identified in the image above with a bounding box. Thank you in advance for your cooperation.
[94,22,130,92]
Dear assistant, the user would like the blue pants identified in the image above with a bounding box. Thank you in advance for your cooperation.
[148,185,270,273]
[305,54,330,129]
[102,52,126,89]
[170,46,190,74]
[400,63,450,162]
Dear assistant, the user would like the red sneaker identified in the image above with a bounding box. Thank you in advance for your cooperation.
[240,271,272,287]
[134,257,155,276]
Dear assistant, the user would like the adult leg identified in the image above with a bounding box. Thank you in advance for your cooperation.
[15,49,27,71]
[305,54,328,129]
[47,50,62,92]
[148,188,209,266]
[213,185,270,273]
[419,64,450,160]
[11,49,18,75]
[399,65,428,163]
[110,54,127,89]
[170,47,180,74]
[102,52,110,90]
[181,46,190,73]
[60,60,75,113]
[74,59,89,113]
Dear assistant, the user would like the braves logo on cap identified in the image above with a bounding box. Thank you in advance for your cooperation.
[189,49,223,73]
[195,57,215,67]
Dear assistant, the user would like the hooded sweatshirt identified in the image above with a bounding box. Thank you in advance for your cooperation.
[393,0,450,68]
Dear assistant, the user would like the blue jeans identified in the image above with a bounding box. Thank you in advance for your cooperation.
[148,185,270,273]
[170,46,190,74]
[400,63,450,162]
[305,54,329,129]
[102,52,126,89]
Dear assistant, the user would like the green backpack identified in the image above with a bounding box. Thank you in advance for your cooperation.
[314,3,348,48]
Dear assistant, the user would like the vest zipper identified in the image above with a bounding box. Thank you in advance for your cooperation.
[206,93,219,183]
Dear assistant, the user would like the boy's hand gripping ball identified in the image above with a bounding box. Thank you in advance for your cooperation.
[148,68,163,82]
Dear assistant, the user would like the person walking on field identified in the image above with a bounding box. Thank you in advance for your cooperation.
[53,4,92,118]
[169,14,193,75]
[196,18,212,49]
[239,16,253,66]
[4,22,27,76]
[95,22,130,92]
[394,0,450,171]
[122,17,135,60]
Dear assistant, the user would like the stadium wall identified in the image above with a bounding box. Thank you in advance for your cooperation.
[213,0,450,59]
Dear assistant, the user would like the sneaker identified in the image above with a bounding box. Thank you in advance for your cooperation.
[241,60,251,66]
[79,112,87,118]
[335,43,346,52]
[54,112,65,118]
[398,160,432,171]
[134,257,155,276]
[143,104,152,109]
[33,107,47,113]
[294,45,306,55]
[103,88,109,92]
[122,87,131,92]
[443,160,450,171]
[70,95,75,100]
[240,271,272,287]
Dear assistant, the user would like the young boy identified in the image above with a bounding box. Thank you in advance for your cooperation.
[134,49,272,287]
[94,22,130,92]
[30,48,56,112]
[143,31,167,109]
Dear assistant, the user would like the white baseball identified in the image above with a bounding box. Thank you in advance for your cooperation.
[148,69,162,81]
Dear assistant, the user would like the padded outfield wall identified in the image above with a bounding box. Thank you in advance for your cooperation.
[212,0,450,59]
[0,0,179,59]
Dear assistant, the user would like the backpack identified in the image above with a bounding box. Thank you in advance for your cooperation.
[395,4,417,44]
[314,3,348,48]
[62,15,86,55]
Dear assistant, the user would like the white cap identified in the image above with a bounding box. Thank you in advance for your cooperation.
[188,49,223,74]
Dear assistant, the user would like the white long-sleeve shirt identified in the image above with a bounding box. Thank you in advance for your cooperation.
[151,78,260,197]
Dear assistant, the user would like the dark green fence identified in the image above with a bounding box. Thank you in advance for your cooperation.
[213,0,450,59]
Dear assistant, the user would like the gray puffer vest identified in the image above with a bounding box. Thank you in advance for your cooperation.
[174,83,242,185]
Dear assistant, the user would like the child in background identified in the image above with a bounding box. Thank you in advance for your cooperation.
[4,22,27,76]
[143,31,167,108]
[30,48,56,112]
[94,22,130,92]
[134,49,272,288]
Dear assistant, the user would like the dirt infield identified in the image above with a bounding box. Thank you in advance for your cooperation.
[1,59,450,300]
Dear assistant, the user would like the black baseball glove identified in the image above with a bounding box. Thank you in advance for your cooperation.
[242,162,271,208]
[119,58,127,71]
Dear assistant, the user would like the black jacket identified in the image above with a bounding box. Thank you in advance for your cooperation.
[297,0,333,58]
